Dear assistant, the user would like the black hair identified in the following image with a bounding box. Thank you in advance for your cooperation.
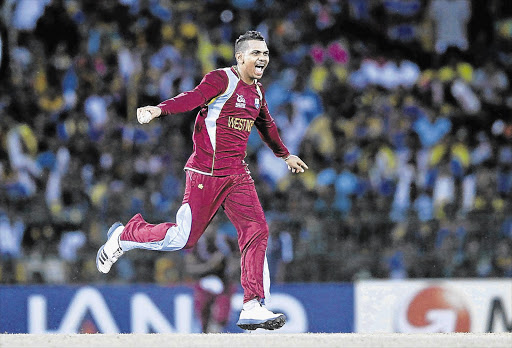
[234,30,265,53]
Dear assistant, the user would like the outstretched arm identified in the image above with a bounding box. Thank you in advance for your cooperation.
[137,70,228,124]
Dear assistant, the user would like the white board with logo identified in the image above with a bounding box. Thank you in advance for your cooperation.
[355,279,512,333]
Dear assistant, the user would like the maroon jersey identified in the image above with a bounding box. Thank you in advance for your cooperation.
[158,67,289,176]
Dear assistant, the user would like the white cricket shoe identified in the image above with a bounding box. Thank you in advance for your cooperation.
[236,302,286,331]
[96,222,124,274]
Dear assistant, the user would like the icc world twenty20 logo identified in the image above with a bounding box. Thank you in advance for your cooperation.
[394,285,471,333]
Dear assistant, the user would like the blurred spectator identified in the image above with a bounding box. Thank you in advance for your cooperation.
[427,0,471,57]
[266,216,294,283]
[34,0,80,57]
[10,0,50,31]
[471,60,509,106]
[0,208,25,259]
[6,124,41,200]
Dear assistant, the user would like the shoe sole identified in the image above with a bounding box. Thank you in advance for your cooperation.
[96,222,123,273]
[236,314,286,331]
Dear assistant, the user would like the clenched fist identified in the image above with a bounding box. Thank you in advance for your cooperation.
[137,106,161,124]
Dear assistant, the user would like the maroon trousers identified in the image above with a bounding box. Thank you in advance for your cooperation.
[120,171,269,303]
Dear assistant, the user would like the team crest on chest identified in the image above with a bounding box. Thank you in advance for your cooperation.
[255,98,260,109]
[235,94,246,108]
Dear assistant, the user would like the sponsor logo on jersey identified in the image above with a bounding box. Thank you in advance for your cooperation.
[255,98,260,109]
[235,94,246,108]
[228,116,254,132]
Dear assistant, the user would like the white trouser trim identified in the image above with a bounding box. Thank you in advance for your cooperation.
[184,167,212,176]
[120,203,192,252]
[263,252,271,303]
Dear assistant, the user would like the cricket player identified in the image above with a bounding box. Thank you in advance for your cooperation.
[96,30,308,331]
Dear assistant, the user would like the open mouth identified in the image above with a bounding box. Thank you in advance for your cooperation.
[255,63,265,75]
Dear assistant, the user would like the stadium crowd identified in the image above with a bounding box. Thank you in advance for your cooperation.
[0,0,511,286]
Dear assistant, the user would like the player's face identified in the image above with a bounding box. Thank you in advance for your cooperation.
[237,40,269,82]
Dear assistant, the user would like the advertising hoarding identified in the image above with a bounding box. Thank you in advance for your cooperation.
[0,283,353,333]
[355,279,512,333]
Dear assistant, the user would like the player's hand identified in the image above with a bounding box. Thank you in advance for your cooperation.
[284,155,309,174]
[137,106,161,124]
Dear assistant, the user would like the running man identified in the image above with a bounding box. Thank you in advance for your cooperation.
[96,30,308,331]
[185,220,239,333]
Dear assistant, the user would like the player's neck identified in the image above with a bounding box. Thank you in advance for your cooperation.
[234,65,255,85]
